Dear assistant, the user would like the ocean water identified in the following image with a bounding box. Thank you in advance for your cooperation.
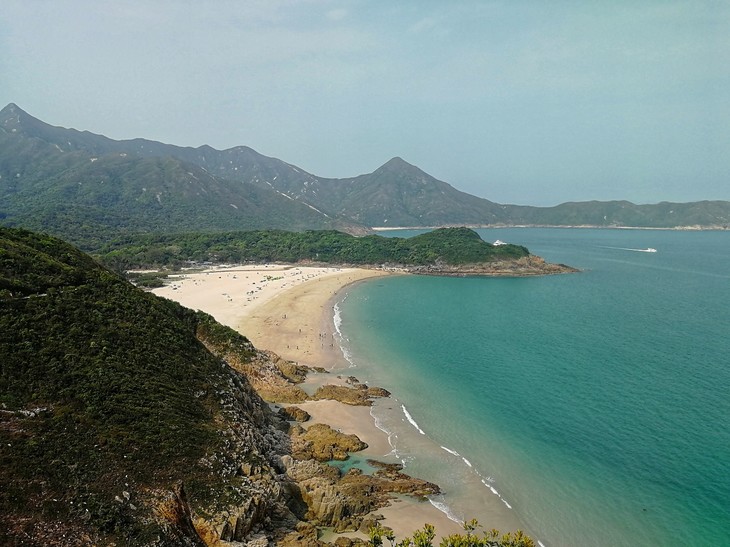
[334,228,730,547]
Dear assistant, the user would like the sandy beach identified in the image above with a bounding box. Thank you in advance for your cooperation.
[154,264,468,541]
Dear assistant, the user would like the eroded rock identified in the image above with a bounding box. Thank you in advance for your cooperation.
[290,423,368,461]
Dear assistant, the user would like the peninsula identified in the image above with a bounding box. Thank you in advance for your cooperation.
[99,227,578,278]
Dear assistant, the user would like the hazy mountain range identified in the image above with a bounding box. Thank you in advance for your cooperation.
[1,103,727,249]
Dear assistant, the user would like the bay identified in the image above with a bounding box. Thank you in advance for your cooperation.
[335,228,730,546]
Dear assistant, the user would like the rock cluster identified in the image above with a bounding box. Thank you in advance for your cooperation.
[290,423,368,461]
[188,333,435,546]
[404,256,579,276]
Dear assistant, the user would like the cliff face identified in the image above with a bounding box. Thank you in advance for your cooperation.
[0,228,438,546]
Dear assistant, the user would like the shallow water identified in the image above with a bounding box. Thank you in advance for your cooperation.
[335,228,730,546]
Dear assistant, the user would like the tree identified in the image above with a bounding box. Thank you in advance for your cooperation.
[368,521,536,547]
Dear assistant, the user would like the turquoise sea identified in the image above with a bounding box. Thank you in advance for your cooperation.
[333,228,730,547]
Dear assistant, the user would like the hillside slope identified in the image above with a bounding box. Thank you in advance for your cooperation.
[3,227,496,546]
[0,104,365,249]
[1,227,301,544]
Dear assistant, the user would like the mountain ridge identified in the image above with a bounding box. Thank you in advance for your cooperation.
[2,103,728,246]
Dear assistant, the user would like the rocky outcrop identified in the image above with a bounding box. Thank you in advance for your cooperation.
[229,351,311,403]
[194,325,435,544]
[279,406,311,423]
[281,456,440,533]
[403,256,579,277]
[290,423,368,461]
[312,383,391,406]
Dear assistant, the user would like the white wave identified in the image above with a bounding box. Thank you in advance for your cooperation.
[332,300,356,367]
[482,481,513,510]
[332,301,343,336]
[401,405,426,435]
[429,497,462,524]
[440,445,460,457]
[462,457,473,468]
[538,541,547,547]
[370,406,399,457]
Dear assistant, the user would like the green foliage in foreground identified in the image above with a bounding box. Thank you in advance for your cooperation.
[369,520,535,547]
[97,227,530,271]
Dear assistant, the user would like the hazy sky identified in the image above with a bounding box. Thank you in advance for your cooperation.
[2,1,728,206]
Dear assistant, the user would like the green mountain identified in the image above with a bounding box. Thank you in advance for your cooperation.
[2,103,728,243]
[0,104,365,250]
[1,226,306,544]
[248,157,509,227]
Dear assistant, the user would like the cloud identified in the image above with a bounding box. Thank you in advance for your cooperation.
[408,17,438,34]
[326,8,348,21]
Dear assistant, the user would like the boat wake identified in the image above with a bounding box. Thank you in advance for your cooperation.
[600,246,657,253]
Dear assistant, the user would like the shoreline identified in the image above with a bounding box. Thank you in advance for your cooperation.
[152,264,523,542]
[371,224,728,231]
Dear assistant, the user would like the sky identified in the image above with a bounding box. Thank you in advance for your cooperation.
[1,1,728,206]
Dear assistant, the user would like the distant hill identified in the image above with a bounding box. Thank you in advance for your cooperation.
[2,103,728,248]
[0,104,366,249]
[242,156,510,227]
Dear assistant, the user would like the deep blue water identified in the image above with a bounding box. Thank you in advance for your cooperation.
[336,229,730,546]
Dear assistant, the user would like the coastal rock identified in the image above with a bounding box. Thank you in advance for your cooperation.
[277,521,324,547]
[312,385,385,406]
[365,386,391,398]
[290,423,368,461]
[404,256,579,277]
[282,457,367,529]
[275,358,311,384]
[279,405,311,423]
[230,352,310,404]
[280,454,440,534]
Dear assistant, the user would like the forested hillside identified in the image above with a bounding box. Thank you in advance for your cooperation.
[98,227,529,270]
[1,227,293,544]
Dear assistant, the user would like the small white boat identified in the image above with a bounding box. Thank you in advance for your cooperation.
[643,248,657,253]
[493,239,507,246]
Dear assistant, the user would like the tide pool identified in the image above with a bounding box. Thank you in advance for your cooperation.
[335,229,730,546]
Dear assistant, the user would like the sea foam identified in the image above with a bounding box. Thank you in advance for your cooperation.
[440,445,461,457]
[429,496,463,524]
[332,300,356,367]
[370,405,399,458]
[402,404,426,435]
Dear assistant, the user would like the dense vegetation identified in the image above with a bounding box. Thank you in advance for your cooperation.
[96,228,529,271]
[369,521,535,547]
[0,227,266,543]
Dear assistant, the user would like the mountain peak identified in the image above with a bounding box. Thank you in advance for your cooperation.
[1,102,22,114]
[382,156,414,169]
[374,156,429,177]
[1,102,49,136]
[1,102,27,129]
